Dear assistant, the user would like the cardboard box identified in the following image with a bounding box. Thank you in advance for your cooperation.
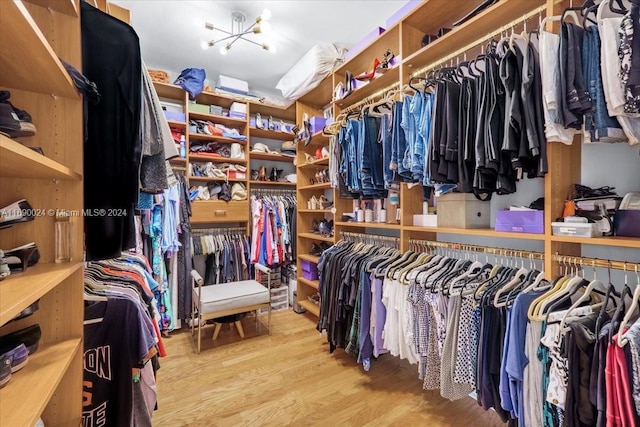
[413,214,438,227]
[436,193,490,229]
[552,222,601,237]
[344,27,385,61]
[495,210,544,234]
[209,105,223,116]
[216,75,249,95]
[386,0,421,28]
[228,111,246,120]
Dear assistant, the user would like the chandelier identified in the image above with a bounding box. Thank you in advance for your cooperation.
[202,9,276,55]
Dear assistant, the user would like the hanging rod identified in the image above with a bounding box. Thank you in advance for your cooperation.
[340,231,400,248]
[191,226,247,236]
[251,188,296,195]
[338,81,400,115]
[410,3,550,78]
[408,238,545,260]
[552,254,640,272]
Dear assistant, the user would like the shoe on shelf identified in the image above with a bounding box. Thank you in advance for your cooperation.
[4,242,39,272]
[0,355,10,388]
[310,219,320,233]
[321,146,330,159]
[0,199,36,229]
[255,113,264,129]
[319,195,333,210]
[0,250,9,281]
[354,58,381,81]
[267,116,275,131]
[230,143,245,159]
[11,300,39,322]
[319,219,334,237]
[280,140,296,157]
[0,91,36,138]
[1,343,28,373]
[0,324,41,357]
[307,195,319,210]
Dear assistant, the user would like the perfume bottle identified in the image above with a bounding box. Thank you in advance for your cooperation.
[55,211,73,263]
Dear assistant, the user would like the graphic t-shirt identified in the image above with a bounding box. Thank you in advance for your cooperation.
[83,298,151,427]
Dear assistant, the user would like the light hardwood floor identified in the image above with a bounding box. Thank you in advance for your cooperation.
[154,310,505,427]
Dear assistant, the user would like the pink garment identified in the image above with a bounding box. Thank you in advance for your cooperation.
[250,198,261,263]
[613,335,638,427]
[607,340,621,427]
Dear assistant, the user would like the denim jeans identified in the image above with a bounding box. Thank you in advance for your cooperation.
[409,93,425,182]
[380,113,396,189]
[346,119,360,191]
[399,96,414,180]
[360,113,385,197]
[391,101,405,176]
[420,93,434,186]
[582,26,626,143]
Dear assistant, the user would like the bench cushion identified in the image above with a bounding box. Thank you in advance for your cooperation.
[194,280,270,313]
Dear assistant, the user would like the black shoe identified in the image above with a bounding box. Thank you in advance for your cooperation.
[0,199,36,229]
[0,92,36,138]
[0,324,42,355]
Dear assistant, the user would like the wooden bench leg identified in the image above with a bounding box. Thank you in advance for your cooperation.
[212,323,222,340]
[234,320,245,338]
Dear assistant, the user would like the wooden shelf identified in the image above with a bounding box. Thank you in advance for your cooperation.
[298,74,334,108]
[402,226,546,240]
[189,111,247,127]
[0,0,78,98]
[335,221,401,230]
[195,91,246,108]
[298,209,332,214]
[298,233,335,243]
[0,338,81,427]
[298,254,320,264]
[188,154,247,164]
[154,82,185,100]
[169,157,187,163]
[249,127,295,141]
[298,299,320,317]
[299,157,329,168]
[298,182,331,191]
[249,102,296,122]
[0,135,82,180]
[298,277,319,290]
[0,262,82,326]
[336,25,400,77]
[304,131,330,148]
[24,0,78,16]
[250,152,295,162]
[334,66,400,108]
[248,180,296,187]
[187,175,247,183]
[550,235,640,248]
[188,133,247,145]
[403,0,546,74]
[167,120,186,129]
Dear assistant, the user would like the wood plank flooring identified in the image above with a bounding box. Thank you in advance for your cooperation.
[154,310,505,427]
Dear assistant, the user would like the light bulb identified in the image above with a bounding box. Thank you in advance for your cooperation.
[260,21,272,36]
[219,44,229,55]
[201,40,210,50]
[261,9,272,21]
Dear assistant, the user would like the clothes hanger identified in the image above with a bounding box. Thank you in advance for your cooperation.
[617,264,640,347]
[610,0,628,14]
[558,260,606,331]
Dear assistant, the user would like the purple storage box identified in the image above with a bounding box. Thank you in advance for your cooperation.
[301,260,319,280]
[386,0,421,28]
[228,111,246,120]
[345,27,385,61]
[164,111,186,123]
[615,210,640,237]
[309,117,327,134]
[495,210,544,234]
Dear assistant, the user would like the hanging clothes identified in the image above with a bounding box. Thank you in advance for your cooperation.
[83,253,165,427]
[249,193,296,267]
[191,231,251,285]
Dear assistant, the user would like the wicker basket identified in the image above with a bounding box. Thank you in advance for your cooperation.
[148,69,170,84]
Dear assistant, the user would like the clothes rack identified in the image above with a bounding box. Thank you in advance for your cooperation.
[340,231,400,248]
[552,253,640,272]
[408,238,545,261]
[251,188,296,196]
[191,227,247,236]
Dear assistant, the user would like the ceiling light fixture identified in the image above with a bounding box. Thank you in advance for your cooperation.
[202,9,276,55]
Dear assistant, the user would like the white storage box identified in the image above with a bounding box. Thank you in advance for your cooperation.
[552,222,602,238]
[217,75,249,95]
[413,214,438,227]
[436,193,490,229]
[230,102,247,114]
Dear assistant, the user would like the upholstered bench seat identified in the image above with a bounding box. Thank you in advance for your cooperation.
[194,280,270,314]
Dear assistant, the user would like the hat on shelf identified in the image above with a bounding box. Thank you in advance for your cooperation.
[280,140,296,157]
[250,142,276,154]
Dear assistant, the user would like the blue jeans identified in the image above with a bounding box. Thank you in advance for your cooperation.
[360,113,385,197]
[583,26,625,142]
[400,95,415,180]
[381,113,396,189]
[409,94,425,182]
[421,93,434,186]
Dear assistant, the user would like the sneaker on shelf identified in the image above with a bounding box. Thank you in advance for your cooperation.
[255,113,264,129]
[0,355,10,388]
[0,250,9,281]
[0,91,36,138]
[2,343,29,373]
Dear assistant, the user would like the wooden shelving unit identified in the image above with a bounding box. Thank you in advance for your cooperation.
[335,222,402,230]
[188,133,247,145]
[248,180,296,187]
[0,339,82,427]
[0,1,85,424]
[402,226,546,241]
[249,152,295,162]
[298,157,330,168]
[298,300,320,316]
[298,254,321,264]
[298,182,331,191]
[0,135,82,180]
[190,111,247,128]
[298,233,335,243]
[188,154,247,164]
[249,127,295,141]
[298,277,320,290]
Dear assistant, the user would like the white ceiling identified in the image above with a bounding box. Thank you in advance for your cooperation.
[113,1,404,98]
